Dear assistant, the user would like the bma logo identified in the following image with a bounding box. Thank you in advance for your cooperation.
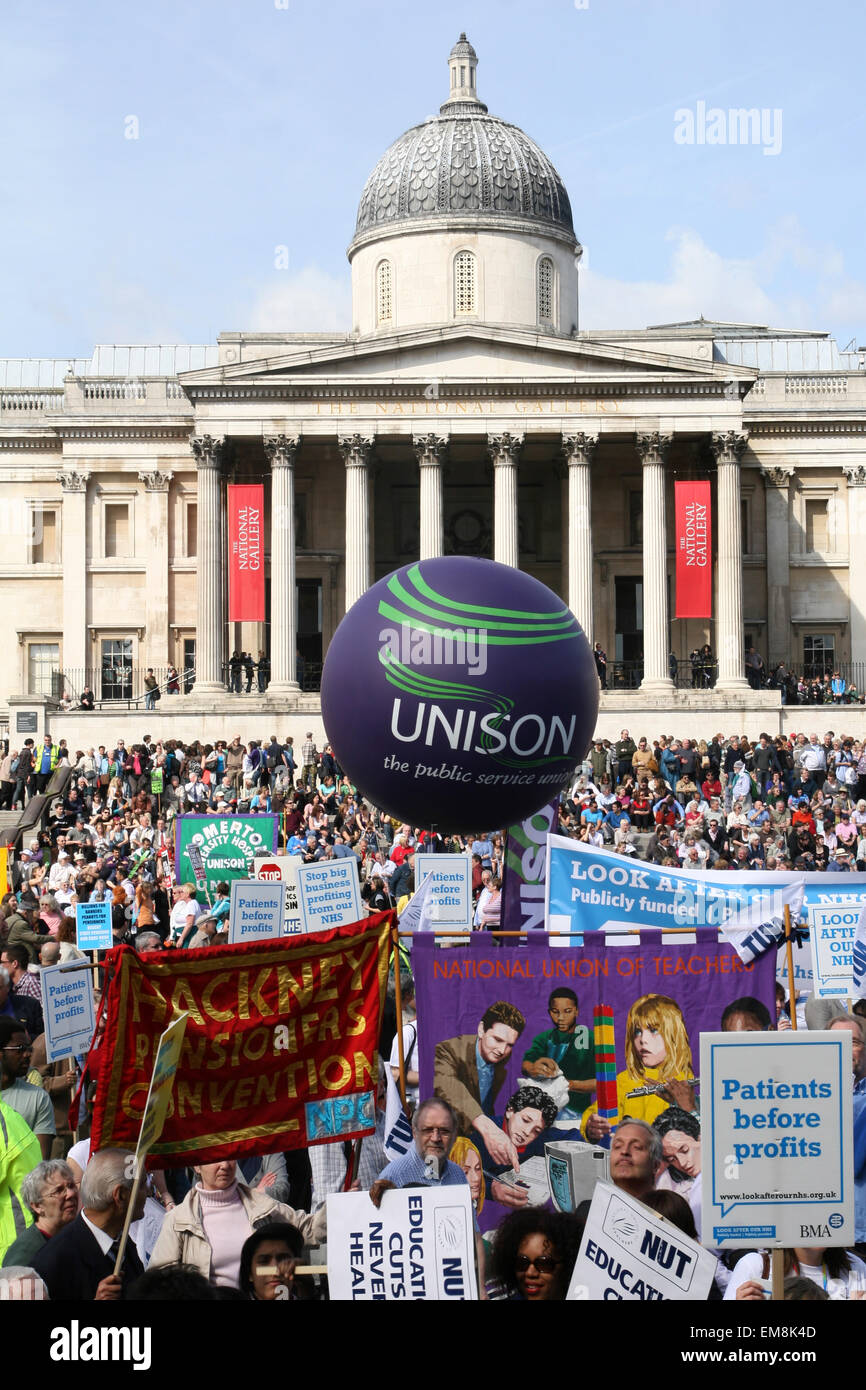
[800,1223,833,1239]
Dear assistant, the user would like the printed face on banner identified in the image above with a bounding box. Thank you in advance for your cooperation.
[413,932,776,1234]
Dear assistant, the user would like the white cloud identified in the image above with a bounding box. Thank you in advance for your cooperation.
[580,222,866,338]
[246,266,352,332]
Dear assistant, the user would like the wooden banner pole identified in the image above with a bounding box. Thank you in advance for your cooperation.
[392,924,407,1112]
[112,1157,145,1278]
[784,905,798,1031]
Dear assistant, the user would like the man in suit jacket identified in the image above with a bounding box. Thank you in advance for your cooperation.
[434,1001,526,1170]
[33,1148,145,1300]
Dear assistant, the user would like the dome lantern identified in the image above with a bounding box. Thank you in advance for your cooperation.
[441,32,487,114]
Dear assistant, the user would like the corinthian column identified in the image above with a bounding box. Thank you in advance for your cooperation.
[339,435,374,612]
[57,469,89,679]
[843,462,866,664]
[264,435,300,695]
[562,433,598,643]
[413,434,448,560]
[713,431,749,690]
[190,434,225,694]
[137,469,173,669]
[636,432,673,691]
[760,463,794,668]
[488,432,524,567]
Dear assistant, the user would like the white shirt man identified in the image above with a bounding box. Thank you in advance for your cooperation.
[184,775,208,808]
[48,853,75,894]
[801,739,827,774]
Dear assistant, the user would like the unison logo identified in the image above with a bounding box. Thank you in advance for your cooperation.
[379,622,488,677]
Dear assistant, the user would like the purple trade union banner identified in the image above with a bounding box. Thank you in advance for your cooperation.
[413,931,775,1233]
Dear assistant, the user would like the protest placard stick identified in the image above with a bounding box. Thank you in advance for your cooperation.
[112,1011,189,1278]
[112,1157,146,1280]
[392,924,407,1111]
[783,906,798,1031]
[771,1248,785,1300]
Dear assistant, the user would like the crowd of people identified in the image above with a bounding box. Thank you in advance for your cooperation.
[567,726,866,873]
[0,718,864,1301]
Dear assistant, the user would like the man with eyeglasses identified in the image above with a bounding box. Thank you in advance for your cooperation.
[368,1096,487,1294]
[1,1159,78,1268]
[0,1018,55,1159]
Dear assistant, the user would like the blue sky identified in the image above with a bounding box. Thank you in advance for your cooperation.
[2,0,865,355]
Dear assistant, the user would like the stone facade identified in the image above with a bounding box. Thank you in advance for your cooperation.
[2,37,866,736]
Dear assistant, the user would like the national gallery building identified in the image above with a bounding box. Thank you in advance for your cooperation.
[2,36,866,742]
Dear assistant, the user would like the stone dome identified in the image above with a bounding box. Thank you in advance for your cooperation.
[349,36,576,253]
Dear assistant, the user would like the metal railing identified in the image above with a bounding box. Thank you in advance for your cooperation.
[51,666,182,708]
[765,664,866,703]
[601,659,717,691]
[40,659,323,707]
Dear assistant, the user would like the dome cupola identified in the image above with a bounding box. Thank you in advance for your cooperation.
[349,37,580,337]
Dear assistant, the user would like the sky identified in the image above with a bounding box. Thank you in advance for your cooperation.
[2,0,865,357]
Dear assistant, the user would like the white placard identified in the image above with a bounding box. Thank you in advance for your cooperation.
[415,853,472,927]
[253,854,303,935]
[295,860,363,933]
[326,1187,478,1301]
[567,1181,717,1302]
[40,963,95,1063]
[808,902,860,998]
[701,1030,855,1249]
[228,879,285,945]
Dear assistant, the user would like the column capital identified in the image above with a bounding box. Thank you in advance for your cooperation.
[635,432,672,466]
[760,463,795,490]
[56,469,88,492]
[487,431,524,467]
[190,434,224,470]
[338,433,375,469]
[843,462,866,488]
[561,432,599,466]
[711,430,749,464]
[137,469,173,492]
[413,433,449,467]
[264,434,301,468]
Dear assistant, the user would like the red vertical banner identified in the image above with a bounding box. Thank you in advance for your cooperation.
[674,480,712,618]
[228,484,265,622]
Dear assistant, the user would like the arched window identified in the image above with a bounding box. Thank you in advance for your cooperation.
[376,260,393,326]
[454,250,476,315]
[537,256,554,325]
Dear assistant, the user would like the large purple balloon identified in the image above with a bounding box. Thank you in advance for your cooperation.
[320,557,598,832]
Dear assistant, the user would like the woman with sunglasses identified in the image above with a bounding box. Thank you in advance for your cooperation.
[486,1207,581,1301]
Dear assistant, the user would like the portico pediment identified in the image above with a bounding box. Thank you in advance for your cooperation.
[179,323,755,398]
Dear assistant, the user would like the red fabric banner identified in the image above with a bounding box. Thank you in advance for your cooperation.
[228,483,265,621]
[674,480,712,618]
[89,913,393,1166]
